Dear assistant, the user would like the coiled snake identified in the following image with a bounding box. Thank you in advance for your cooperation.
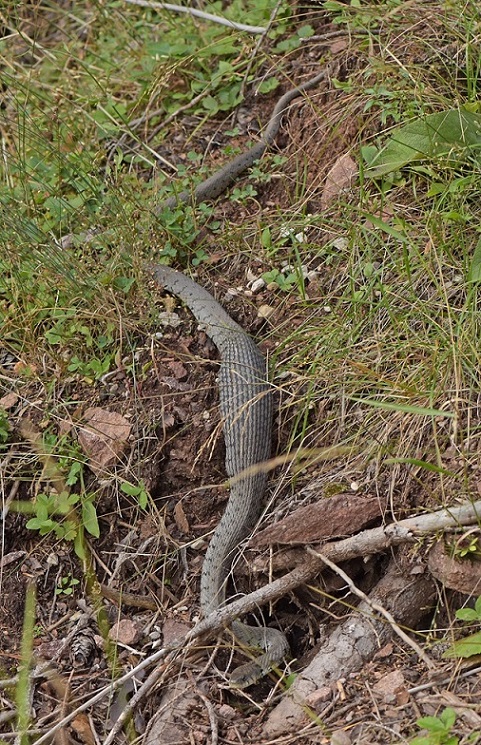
[151,265,288,687]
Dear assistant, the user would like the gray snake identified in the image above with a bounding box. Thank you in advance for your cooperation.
[151,265,288,687]
[156,67,329,210]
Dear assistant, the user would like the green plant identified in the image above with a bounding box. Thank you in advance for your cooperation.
[55,574,80,596]
[410,707,458,745]
[364,109,481,178]
[120,480,149,510]
[10,432,100,560]
[450,533,481,560]
[229,183,258,203]
[262,267,299,291]
[248,154,288,185]
[456,595,481,622]
[24,489,99,560]
[444,596,481,660]
[0,409,10,446]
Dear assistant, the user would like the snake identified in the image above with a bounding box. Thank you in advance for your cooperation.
[156,67,329,211]
[151,264,289,687]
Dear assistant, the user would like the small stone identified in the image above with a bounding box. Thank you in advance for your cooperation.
[332,237,348,250]
[294,230,308,243]
[217,704,237,721]
[330,730,351,745]
[257,304,275,320]
[372,670,407,703]
[162,618,191,645]
[108,619,142,646]
[250,277,266,293]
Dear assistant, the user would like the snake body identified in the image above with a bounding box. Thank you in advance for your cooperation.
[151,265,288,686]
[157,68,328,211]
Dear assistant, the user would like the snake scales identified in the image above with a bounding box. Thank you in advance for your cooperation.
[156,67,329,211]
[150,68,330,683]
[151,265,288,687]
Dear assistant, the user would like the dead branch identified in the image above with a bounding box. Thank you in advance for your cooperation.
[262,559,437,739]
[33,498,481,743]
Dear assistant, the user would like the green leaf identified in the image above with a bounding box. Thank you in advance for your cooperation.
[82,500,100,538]
[137,488,148,510]
[443,631,481,658]
[26,517,53,532]
[113,276,135,293]
[456,608,480,621]
[257,77,280,95]
[468,236,481,283]
[383,457,452,475]
[440,708,457,729]
[297,24,314,38]
[74,530,87,561]
[365,109,481,177]
[475,596,481,616]
[66,461,82,486]
[120,482,141,496]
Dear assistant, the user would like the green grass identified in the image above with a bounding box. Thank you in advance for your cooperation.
[2,0,481,740]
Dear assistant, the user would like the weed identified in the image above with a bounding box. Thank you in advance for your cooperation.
[15,584,36,744]
[0,409,10,446]
[455,595,481,623]
[10,432,100,560]
[120,480,149,510]
[443,596,481,660]
[410,707,458,745]
[55,574,80,597]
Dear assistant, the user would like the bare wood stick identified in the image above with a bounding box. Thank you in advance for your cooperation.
[123,0,266,34]
[263,561,437,739]
[307,547,436,669]
[33,498,481,742]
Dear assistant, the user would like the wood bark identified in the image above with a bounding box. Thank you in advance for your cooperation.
[262,558,436,739]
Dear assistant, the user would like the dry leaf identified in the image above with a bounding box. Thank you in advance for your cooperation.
[174,500,190,534]
[320,154,357,209]
[78,407,132,475]
[0,391,18,409]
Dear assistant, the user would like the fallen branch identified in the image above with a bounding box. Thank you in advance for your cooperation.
[123,0,266,34]
[308,547,436,669]
[262,559,437,739]
[33,498,481,743]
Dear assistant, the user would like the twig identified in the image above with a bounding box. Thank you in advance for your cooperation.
[32,647,170,745]
[123,0,266,35]
[197,689,219,745]
[130,88,207,143]
[307,547,436,670]
[239,0,283,100]
[408,664,481,694]
[32,497,481,742]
